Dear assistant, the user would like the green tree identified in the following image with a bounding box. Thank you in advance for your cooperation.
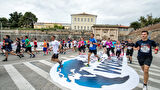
[0,17,8,27]
[153,17,160,24]
[8,11,23,28]
[19,12,38,28]
[146,14,154,26]
[130,21,141,30]
[139,16,147,27]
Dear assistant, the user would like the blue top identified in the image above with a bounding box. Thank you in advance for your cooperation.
[89,38,97,50]
[22,39,25,43]
[84,40,87,45]
[112,41,116,48]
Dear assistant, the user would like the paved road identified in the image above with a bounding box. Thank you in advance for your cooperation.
[0,50,160,90]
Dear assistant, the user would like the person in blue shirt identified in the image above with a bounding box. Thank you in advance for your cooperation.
[21,37,26,52]
[87,33,100,67]
[111,40,116,56]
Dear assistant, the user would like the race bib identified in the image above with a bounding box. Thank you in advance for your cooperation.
[106,45,109,48]
[127,46,132,50]
[90,44,93,47]
[117,48,120,51]
[140,45,150,53]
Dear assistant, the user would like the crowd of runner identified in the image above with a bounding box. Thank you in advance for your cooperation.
[0,31,159,90]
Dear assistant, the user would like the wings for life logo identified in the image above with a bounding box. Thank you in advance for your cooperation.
[50,52,139,90]
[140,43,151,53]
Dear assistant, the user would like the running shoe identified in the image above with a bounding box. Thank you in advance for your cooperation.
[30,54,32,58]
[3,58,7,62]
[18,54,22,58]
[86,64,90,67]
[98,58,101,62]
[143,85,148,90]
[32,54,35,58]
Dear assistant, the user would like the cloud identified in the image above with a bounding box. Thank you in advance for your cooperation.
[0,0,160,25]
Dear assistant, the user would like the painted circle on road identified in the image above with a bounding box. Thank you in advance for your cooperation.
[50,53,139,90]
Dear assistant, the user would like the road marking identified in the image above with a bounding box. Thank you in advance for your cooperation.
[4,65,35,90]
[23,62,68,90]
[129,64,160,73]
[137,83,159,90]
[39,60,54,67]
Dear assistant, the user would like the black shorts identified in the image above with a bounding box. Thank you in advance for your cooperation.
[102,45,106,48]
[5,48,12,52]
[1,46,5,49]
[22,44,25,48]
[126,49,133,56]
[16,48,21,53]
[78,47,81,52]
[34,45,37,48]
[89,49,97,55]
[137,56,153,66]
[52,54,59,59]
[87,44,90,48]
[25,47,32,53]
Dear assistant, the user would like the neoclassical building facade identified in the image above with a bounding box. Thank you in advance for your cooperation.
[71,12,97,30]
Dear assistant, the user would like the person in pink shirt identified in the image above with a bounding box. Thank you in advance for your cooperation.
[105,38,113,59]
[78,39,82,55]
[78,37,86,55]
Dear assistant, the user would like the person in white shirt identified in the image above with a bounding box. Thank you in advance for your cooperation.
[49,36,63,68]
[72,39,77,52]
[102,39,107,53]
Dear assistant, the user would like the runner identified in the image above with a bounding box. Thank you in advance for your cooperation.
[50,35,63,68]
[105,38,113,59]
[21,37,26,53]
[25,36,35,58]
[46,40,51,54]
[134,31,159,90]
[78,39,82,55]
[121,40,126,55]
[126,39,135,64]
[1,38,5,55]
[80,37,86,55]
[116,41,122,59]
[33,38,38,54]
[3,35,21,61]
[87,33,100,67]
[102,38,106,53]
[63,40,67,54]
[111,40,116,56]
[43,39,47,55]
[72,39,77,52]
[16,37,24,57]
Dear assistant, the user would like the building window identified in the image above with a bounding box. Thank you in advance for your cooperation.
[81,18,83,22]
[74,26,76,29]
[84,26,86,30]
[74,18,76,21]
[78,26,79,30]
[87,26,89,30]
[91,18,93,22]
[84,18,86,22]
[88,18,90,22]
[78,18,80,21]
[81,26,83,30]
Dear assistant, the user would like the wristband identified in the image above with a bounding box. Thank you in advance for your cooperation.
[155,48,158,51]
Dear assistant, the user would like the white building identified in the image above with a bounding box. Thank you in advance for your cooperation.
[71,12,97,30]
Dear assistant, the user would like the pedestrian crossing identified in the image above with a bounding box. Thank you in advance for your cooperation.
[0,55,160,90]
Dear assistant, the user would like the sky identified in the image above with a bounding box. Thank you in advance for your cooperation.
[0,0,160,26]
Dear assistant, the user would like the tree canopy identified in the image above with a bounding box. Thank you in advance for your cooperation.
[0,11,38,29]
[130,14,160,30]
